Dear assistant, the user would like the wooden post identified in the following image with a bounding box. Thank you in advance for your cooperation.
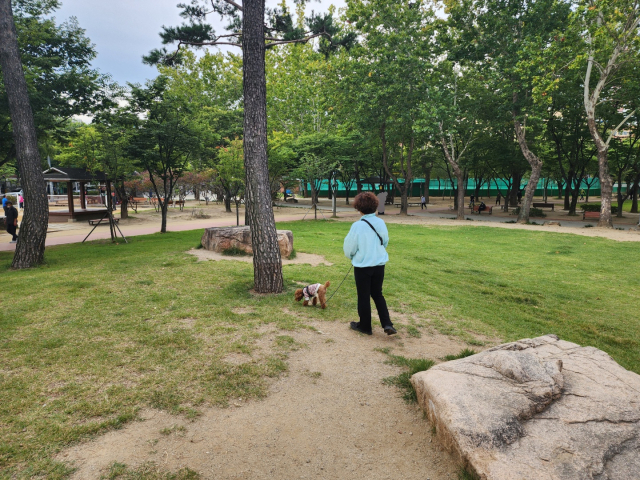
[66,181,74,215]
[80,181,86,210]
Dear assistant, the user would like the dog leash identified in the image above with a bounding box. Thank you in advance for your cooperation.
[325,265,353,304]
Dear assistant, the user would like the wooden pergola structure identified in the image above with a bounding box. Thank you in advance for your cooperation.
[43,167,111,223]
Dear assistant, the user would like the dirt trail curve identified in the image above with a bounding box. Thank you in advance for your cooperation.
[59,321,472,479]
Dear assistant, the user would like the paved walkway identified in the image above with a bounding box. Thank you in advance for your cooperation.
[277,202,640,230]
[0,212,305,253]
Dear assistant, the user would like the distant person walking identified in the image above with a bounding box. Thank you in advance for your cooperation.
[18,193,24,209]
[580,189,585,201]
[495,192,501,205]
[5,200,18,243]
[421,195,426,209]
[344,192,396,336]
[517,190,523,204]
[2,194,7,215]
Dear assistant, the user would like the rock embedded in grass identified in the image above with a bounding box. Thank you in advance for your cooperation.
[411,334,640,479]
[201,226,293,257]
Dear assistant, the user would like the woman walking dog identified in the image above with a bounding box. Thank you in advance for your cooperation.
[343,192,396,336]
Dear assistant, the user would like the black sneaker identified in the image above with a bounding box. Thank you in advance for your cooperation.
[384,326,397,335]
[350,322,372,335]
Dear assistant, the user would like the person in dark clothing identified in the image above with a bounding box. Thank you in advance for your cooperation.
[5,200,18,243]
[495,192,501,205]
[517,190,523,203]
[343,192,396,336]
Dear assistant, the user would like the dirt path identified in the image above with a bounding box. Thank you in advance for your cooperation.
[59,321,473,479]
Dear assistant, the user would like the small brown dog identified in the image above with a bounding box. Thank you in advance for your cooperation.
[294,281,331,309]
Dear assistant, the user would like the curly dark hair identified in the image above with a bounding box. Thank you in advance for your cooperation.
[353,192,379,215]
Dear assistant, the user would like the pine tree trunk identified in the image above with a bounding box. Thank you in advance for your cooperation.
[242,0,283,293]
[0,0,48,268]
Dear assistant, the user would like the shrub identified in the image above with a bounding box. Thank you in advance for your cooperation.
[512,207,546,217]
[580,203,617,214]
[221,246,250,256]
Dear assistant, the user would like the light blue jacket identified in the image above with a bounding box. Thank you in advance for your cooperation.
[343,213,389,267]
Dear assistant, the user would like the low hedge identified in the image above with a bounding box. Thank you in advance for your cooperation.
[512,206,546,218]
[580,203,617,214]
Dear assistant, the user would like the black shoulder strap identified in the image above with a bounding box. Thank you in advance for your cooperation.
[361,218,383,245]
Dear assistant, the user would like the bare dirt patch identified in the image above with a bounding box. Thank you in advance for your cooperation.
[58,321,476,479]
[221,353,254,365]
[178,318,197,329]
[188,249,333,266]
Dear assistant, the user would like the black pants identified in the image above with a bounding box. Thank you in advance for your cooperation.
[7,224,17,241]
[354,265,392,332]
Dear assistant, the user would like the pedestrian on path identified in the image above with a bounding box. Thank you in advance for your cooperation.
[421,195,426,209]
[2,194,7,215]
[343,192,396,336]
[18,193,24,209]
[495,192,501,205]
[5,200,18,243]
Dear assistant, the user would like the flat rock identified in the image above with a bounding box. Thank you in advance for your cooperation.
[201,226,293,258]
[411,334,640,479]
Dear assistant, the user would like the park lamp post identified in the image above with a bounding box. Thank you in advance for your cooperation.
[331,171,339,218]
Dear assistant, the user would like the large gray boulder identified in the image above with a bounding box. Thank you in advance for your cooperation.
[201,226,293,258]
[411,334,640,479]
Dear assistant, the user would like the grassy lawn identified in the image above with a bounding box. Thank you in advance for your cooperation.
[1,221,639,477]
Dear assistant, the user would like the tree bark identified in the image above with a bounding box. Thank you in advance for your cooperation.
[224,191,232,212]
[424,167,432,204]
[513,110,542,224]
[242,0,283,293]
[563,170,573,211]
[440,136,465,221]
[586,115,613,227]
[160,203,168,233]
[631,176,639,214]
[0,0,49,268]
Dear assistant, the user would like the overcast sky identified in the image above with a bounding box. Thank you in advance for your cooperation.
[52,0,347,86]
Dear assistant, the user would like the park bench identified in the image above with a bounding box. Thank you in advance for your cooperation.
[88,218,119,226]
[394,202,422,208]
[533,202,555,211]
[471,204,493,215]
[583,211,600,221]
[128,197,148,213]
